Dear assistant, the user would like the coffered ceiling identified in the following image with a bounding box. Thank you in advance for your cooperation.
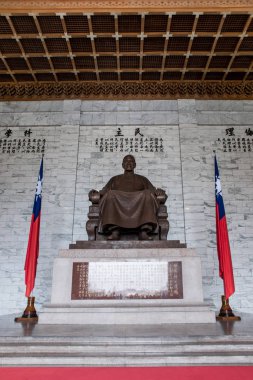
[0,0,253,100]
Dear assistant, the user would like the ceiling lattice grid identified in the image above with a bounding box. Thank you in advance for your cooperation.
[0,12,252,84]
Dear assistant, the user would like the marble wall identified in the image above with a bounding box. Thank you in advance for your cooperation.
[0,99,252,315]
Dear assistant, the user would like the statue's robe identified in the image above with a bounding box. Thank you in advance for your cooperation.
[98,174,159,233]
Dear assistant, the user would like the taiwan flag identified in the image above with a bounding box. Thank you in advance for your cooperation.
[215,155,235,300]
[24,158,43,297]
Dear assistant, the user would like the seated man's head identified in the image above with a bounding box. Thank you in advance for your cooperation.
[122,155,136,172]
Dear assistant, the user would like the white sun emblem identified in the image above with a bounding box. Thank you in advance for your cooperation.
[215,176,222,197]
[36,179,42,197]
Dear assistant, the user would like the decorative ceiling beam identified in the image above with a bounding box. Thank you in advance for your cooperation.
[0,1,253,14]
[1,81,253,101]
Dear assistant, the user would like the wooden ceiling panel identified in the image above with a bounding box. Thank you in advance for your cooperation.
[165,55,185,68]
[0,38,21,54]
[170,15,195,33]
[78,72,97,81]
[209,56,232,68]
[14,73,34,81]
[191,37,215,52]
[37,16,64,34]
[95,38,117,53]
[28,57,51,70]
[205,72,224,80]
[10,16,38,34]
[51,56,73,70]
[239,37,253,51]
[64,15,89,34]
[226,71,246,80]
[70,38,93,53]
[144,15,168,33]
[215,37,240,52]
[5,57,28,70]
[120,71,139,80]
[56,72,76,81]
[221,14,249,32]
[143,55,163,68]
[167,37,190,51]
[35,72,55,81]
[0,16,12,34]
[91,15,115,34]
[74,56,95,69]
[143,37,165,52]
[97,56,117,69]
[118,15,141,33]
[231,56,253,68]
[187,56,208,68]
[184,71,203,80]
[0,58,7,69]
[119,37,140,52]
[142,71,160,80]
[120,56,140,69]
[100,72,118,81]
[196,14,223,33]
[163,71,182,80]
[0,73,13,81]
[45,38,69,53]
[20,39,45,54]
[0,8,253,99]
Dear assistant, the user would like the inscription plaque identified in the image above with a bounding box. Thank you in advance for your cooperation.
[168,261,183,298]
[71,262,89,300]
[71,261,183,300]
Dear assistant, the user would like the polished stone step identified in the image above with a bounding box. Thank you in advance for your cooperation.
[39,302,216,325]
[1,335,253,366]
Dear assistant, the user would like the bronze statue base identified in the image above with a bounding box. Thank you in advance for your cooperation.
[69,240,187,249]
[216,295,241,321]
[15,296,38,323]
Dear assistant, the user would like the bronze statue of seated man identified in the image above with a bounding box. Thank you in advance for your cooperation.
[89,155,167,241]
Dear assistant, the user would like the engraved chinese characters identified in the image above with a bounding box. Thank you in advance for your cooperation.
[71,261,183,300]
[217,127,253,153]
[0,128,46,155]
[95,127,164,153]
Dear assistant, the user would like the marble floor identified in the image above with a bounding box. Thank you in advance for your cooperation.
[0,311,251,338]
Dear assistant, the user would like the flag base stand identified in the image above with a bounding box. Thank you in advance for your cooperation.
[216,295,241,321]
[14,296,38,323]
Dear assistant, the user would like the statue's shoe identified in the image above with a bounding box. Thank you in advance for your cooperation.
[107,229,120,240]
[138,230,153,241]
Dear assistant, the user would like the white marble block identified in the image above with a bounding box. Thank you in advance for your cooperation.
[39,248,216,324]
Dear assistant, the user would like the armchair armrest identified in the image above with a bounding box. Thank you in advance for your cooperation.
[88,190,100,204]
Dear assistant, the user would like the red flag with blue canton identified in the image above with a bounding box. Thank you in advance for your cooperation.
[215,155,235,300]
[24,158,43,297]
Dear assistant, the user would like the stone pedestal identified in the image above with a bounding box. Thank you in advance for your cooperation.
[39,242,216,324]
